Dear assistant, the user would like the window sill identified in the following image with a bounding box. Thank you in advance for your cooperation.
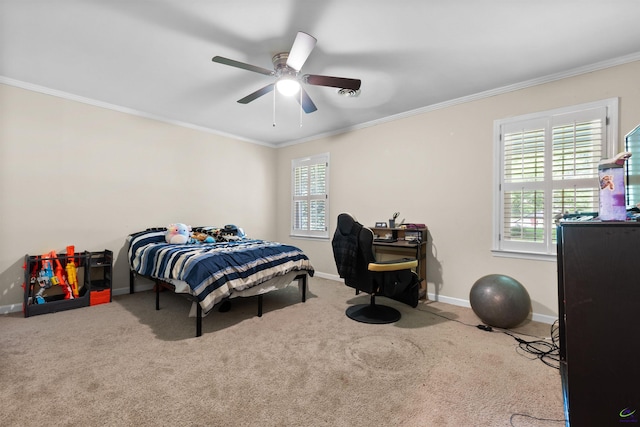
[491,249,556,262]
[289,234,330,241]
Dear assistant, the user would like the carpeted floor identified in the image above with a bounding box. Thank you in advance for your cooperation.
[0,277,565,426]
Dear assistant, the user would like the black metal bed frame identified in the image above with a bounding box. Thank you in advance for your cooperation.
[129,270,308,337]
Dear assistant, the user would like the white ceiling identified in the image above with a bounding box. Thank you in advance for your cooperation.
[2,0,640,146]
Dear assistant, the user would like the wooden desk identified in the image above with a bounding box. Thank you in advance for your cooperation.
[371,227,427,299]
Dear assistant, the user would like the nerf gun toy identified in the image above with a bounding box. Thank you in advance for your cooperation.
[65,246,79,298]
[34,254,55,304]
[34,279,50,304]
[50,250,74,300]
[25,261,38,305]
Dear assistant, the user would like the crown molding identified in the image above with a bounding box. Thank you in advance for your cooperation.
[3,51,639,149]
[0,76,277,148]
[280,52,640,147]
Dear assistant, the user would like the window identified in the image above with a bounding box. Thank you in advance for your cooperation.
[493,99,618,258]
[291,153,329,238]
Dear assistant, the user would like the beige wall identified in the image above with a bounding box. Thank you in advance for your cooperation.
[0,84,276,311]
[2,60,639,318]
[275,60,640,321]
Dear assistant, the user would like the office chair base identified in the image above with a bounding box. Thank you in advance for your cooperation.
[346,304,401,324]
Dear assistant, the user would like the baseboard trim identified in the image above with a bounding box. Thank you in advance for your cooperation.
[0,303,24,315]
[313,271,341,281]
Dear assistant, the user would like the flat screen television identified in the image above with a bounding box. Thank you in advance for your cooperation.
[626,124,640,208]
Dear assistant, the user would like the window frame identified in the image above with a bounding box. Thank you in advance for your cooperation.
[492,98,618,260]
[290,152,330,239]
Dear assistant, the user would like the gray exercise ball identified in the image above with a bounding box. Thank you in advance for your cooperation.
[469,274,531,329]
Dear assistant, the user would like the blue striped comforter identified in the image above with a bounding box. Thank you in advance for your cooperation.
[128,229,314,314]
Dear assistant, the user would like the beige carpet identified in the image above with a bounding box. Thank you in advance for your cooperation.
[0,277,565,426]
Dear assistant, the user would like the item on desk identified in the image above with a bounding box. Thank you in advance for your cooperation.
[389,212,399,228]
[404,223,426,229]
[405,230,422,242]
[374,237,397,243]
[375,222,388,228]
[559,212,598,223]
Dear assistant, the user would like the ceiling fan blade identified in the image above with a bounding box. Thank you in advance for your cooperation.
[237,84,275,104]
[303,74,361,90]
[297,87,318,114]
[286,32,317,71]
[212,56,274,76]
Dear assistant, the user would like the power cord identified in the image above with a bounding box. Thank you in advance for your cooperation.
[504,325,564,425]
[509,413,565,426]
[500,327,560,370]
[416,306,481,328]
[417,305,560,369]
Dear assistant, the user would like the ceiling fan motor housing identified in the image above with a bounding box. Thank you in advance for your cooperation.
[272,53,296,78]
[212,31,361,113]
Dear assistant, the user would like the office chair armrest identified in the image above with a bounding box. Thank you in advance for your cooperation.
[368,258,418,272]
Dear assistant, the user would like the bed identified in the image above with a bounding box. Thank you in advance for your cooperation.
[127,227,314,336]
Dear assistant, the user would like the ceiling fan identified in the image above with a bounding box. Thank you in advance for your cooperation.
[212,31,361,113]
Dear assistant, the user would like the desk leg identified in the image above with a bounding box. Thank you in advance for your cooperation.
[417,245,427,299]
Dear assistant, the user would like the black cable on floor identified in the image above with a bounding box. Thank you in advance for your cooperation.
[416,306,483,328]
[500,328,560,370]
[418,307,565,425]
[509,413,565,426]
[417,306,560,369]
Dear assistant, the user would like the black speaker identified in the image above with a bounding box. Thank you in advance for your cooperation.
[557,222,640,426]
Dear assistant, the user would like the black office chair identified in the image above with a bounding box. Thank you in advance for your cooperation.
[331,213,420,324]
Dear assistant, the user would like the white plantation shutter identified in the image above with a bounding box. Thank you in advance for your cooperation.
[495,99,617,257]
[292,153,329,238]
[549,113,604,244]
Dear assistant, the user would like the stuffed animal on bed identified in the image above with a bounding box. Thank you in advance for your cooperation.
[165,223,191,244]
[190,231,215,244]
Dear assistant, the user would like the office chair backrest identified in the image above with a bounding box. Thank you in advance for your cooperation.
[332,213,376,293]
[357,224,376,265]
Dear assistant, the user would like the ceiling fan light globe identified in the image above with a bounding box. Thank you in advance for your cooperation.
[276,78,301,96]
